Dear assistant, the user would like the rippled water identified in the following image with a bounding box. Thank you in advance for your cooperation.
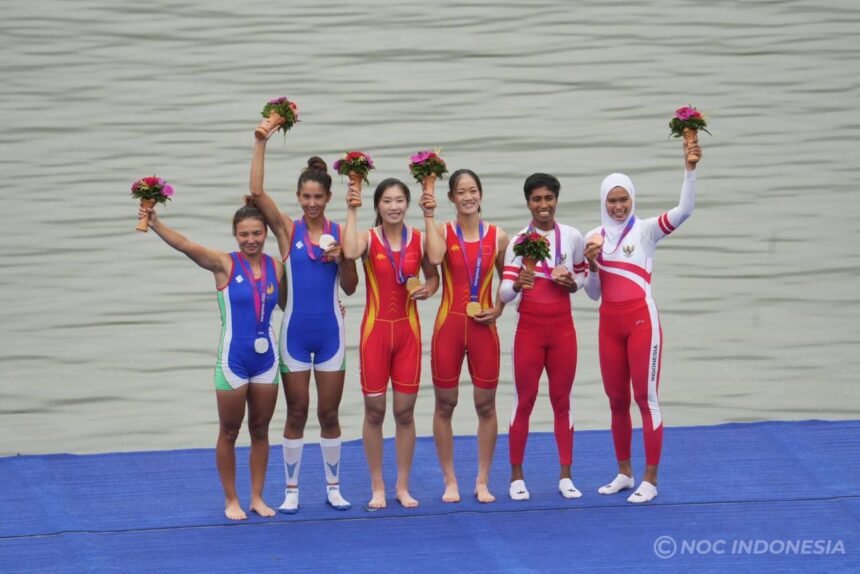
[1,0,858,455]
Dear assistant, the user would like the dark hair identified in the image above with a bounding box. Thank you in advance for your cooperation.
[373,178,411,227]
[523,173,560,200]
[297,156,332,195]
[233,195,267,234]
[449,168,484,214]
[448,168,483,196]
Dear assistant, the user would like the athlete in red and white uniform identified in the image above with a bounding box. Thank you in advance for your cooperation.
[499,173,587,502]
[421,169,510,504]
[343,177,439,511]
[584,138,702,503]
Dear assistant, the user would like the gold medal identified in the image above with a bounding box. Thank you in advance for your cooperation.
[466,302,482,317]
[405,276,422,294]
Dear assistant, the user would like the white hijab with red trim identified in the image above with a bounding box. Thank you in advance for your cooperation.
[600,173,636,252]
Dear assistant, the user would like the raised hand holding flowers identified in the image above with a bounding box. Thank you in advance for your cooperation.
[408,149,448,208]
[512,232,551,290]
[669,105,710,165]
[334,151,375,207]
[255,96,299,140]
[131,176,174,232]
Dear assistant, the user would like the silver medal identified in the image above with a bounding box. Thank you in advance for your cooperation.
[254,337,269,354]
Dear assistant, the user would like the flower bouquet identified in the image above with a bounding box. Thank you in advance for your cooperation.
[255,96,299,140]
[669,105,710,164]
[334,151,375,207]
[512,232,551,289]
[132,176,174,232]
[409,149,448,210]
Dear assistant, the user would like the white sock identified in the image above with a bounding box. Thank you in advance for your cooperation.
[509,479,530,501]
[326,484,351,510]
[598,473,635,495]
[282,438,304,487]
[279,487,299,514]
[558,478,582,499]
[320,436,342,484]
[627,480,658,503]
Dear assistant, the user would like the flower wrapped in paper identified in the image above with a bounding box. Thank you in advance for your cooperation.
[334,151,375,207]
[131,176,174,232]
[512,231,551,289]
[669,106,710,164]
[255,96,299,140]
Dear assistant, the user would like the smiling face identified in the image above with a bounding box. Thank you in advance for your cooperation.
[605,186,632,222]
[376,185,409,225]
[526,186,557,228]
[234,218,267,256]
[297,180,331,220]
[448,174,482,215]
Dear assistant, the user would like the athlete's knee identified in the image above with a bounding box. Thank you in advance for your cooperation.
[633,391,655,412]
[286,402,310,426]
[247,419,270,443]
[393,404,415,427]
[435,394,458,419]
[219,422,242,444]
[515,392,538,416]
[607,394,631,412]
[474,398,496,420]
[364,403,386,426]
[317,406,340,433]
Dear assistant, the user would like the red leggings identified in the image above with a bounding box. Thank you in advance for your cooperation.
[509,310,577,466]
[599,298,664,466]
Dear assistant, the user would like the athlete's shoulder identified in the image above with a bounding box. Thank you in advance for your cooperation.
[584,226,602,241]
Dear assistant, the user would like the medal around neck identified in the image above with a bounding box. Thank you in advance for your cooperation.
[405,276,422,295]
[318,234,336,251]
[466,301,483,317]
[254,337,269,354]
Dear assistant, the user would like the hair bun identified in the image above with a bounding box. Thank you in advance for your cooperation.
[243,194,257,208]
[306,156,328,173]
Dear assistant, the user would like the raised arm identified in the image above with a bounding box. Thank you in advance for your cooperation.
[139,205,232,285]
[249,137,293,258]
[419,183,446,265]
[342,180,369,260]
[644,139,701,244]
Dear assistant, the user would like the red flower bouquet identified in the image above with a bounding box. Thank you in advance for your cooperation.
[334,151,375,207]
[512,232,551,289]
[132,176,174,232]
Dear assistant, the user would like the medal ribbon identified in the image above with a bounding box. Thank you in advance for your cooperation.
[302,217,332,262]
[380,225,408,284]
[528,220,561,275]
[600,216,636,259]
[455,220,484,303]
[236,253,268,336]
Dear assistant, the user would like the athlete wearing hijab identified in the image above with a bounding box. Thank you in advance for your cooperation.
[499,173,588,502]
[583,137,702,503]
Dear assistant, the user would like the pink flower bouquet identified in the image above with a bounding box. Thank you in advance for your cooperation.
[334,151,375,207]
[132,176,174,232]
[669,106,709,164]
[255,96,299,140]
[408,149,448,185]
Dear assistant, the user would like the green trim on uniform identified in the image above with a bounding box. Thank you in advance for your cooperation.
[214,290,231,390]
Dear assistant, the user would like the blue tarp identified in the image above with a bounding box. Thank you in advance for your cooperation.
[1,420,858,572]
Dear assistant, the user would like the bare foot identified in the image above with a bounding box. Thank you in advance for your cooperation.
[396,490,419,508]
[224,499,247,521]
[249,498,276,517]
[367,489,387,510]
[475,483,496,503]
[442,481,461,503]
